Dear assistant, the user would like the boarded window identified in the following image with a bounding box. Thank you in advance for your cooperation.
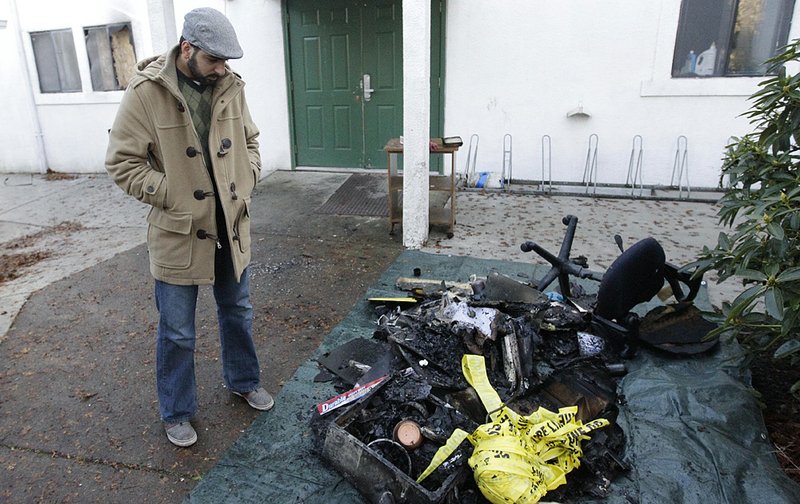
[672,0,794,77]
[30,29,82,93]
[85,23,136,91]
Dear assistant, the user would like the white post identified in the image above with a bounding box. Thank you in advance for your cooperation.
[402,0,431,248]
[147,0,176,54]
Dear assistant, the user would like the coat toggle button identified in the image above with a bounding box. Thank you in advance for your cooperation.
[217,138,232,157]
[193,189,214,200]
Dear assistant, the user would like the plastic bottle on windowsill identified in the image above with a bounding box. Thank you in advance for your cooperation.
[695,42,717,76]
[683,50,697,75]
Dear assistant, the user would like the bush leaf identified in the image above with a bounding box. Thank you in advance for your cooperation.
[737,269,768,282]
[773,339,800,359]
[777,267,800,283]
[790,379,800,398]
[766,221,785,240]
[764,287,784,320]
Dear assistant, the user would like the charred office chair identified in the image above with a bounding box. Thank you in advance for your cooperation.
[521,215,706,356]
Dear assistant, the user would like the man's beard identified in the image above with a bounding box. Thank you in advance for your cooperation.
[187,51,219,86]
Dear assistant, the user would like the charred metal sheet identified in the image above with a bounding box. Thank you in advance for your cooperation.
[537,364,618,423]
[478,271,548,304]
[639,302,719,354]
[385,327,470,390]
[501,332,523,392]
[316,337,392,386]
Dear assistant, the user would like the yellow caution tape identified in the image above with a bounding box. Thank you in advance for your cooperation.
[417,354,609,504]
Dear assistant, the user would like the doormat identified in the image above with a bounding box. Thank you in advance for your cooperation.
[316,174,388,217]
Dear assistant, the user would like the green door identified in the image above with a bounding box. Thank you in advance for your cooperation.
[287,0,443,169]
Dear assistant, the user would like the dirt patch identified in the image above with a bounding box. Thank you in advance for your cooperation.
[0,250,52,284]
[44,169,77,181]
[3,221,84,251]
[750,354,800,483]
[0,221,84,285]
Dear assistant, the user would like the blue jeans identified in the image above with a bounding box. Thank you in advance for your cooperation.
[154,248,260,423]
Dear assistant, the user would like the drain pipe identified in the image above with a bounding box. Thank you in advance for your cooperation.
[10,0,48,174]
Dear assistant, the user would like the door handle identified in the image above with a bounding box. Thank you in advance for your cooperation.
[362,74,374,102]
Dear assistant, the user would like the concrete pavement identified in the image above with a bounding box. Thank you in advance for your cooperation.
[0,173,147,341]
[424,187,739,307]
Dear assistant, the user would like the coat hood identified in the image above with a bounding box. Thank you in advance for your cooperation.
[130,45,241,96]
[131,46,178,89]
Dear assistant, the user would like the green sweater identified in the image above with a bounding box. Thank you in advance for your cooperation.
[177,69,227,243]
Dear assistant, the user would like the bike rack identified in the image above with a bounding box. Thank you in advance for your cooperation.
[457,132,718,203]
[626,135,644,197]
[582,133,599,195]
[502,133,513,191]
[670,135,690,199]
[463,133,479,187]
[540,134,552,192]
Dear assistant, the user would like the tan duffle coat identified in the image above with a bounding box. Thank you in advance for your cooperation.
[106,45,261,285]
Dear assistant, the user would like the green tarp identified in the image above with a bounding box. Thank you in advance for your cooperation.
[187,251,798,503]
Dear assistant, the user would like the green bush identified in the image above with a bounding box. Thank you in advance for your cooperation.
[690,39,800,398]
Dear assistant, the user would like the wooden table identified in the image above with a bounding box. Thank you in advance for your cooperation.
[384,138,459,236]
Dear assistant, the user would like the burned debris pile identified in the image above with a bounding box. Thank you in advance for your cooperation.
[311,215,717,504]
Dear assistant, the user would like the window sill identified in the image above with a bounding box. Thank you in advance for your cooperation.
[34,91,124,106]
[640,76,765,97]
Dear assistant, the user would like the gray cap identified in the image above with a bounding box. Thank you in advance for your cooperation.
[182,8,243,60]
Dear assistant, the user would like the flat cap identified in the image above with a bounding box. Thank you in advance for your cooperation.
[182,7,243,60]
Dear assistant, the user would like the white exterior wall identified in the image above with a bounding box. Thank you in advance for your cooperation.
[445,0,800,188]
[4,0,153,173]
[1,0,798,186]
[0,0,47,173]
[221,0,292,173]
[0,0,289,174]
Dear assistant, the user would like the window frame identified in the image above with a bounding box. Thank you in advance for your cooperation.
[84,22,137,92]
[640,0,800,98]
[24,21,138,105]
[29,28,82,93]
[672,0,795,79]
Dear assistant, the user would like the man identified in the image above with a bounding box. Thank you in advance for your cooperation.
[106,7,272,448]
